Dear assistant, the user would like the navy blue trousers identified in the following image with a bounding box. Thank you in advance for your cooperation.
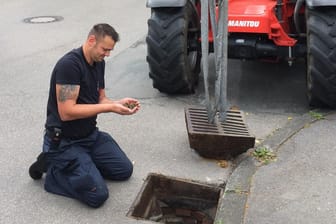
[43,129,133,208]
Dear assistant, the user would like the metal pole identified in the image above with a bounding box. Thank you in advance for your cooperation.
[201,0,216,123]
[209,0,217,52]
[214,0,223,120]
[201,0,229,123]
[209,0,219,121]
[217,0,229,122]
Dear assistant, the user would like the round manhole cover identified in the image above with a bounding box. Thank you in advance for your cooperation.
[23,16,63,24]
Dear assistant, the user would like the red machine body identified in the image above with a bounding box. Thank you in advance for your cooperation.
[228,0,296,46]
[201,0,297,46]
[146,0,336,108]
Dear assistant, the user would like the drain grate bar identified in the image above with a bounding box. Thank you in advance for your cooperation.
[188,108,248,137]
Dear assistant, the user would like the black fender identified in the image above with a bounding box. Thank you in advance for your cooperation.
[306,0,336,7]
[146,0,187,8]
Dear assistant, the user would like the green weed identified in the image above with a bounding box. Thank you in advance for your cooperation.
[309,111,325,120]
[252,146,276,165]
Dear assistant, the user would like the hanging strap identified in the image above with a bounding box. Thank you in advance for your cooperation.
[201,0,229,123]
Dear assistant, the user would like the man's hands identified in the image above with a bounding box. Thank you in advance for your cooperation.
[99,90,140,115]
[56,84,141,121]
[113,98,140,115]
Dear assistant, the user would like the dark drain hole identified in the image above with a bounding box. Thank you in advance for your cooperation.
[127,173,222,224]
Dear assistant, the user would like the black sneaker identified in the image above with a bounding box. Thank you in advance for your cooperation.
[29,152,47,180]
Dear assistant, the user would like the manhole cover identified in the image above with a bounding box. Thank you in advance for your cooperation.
[23,16,63,24]
[127,173,223,224]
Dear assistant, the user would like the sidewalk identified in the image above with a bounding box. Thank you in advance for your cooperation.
[216,110,336,224]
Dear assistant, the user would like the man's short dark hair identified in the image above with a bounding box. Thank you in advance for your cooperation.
[89,23,120,42]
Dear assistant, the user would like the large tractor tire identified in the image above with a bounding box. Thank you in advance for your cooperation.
[146,1,201,94]
[306,7,336,108]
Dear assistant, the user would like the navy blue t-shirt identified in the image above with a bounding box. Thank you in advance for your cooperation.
[45,47,105,139]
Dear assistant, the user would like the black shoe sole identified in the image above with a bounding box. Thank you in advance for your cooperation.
[29,161,43,180]
[29,152,47,180]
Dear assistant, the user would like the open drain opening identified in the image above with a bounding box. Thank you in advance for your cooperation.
[128,173,223,224]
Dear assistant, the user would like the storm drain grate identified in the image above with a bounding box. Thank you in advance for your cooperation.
[23,16,63,24]
[185,107,255,159]
[127,173,222,224]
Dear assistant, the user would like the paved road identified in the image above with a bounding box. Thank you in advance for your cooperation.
[0,1,310,223]
[244,112,336,224]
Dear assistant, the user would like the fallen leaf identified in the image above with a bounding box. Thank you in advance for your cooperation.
[217,160,229,168]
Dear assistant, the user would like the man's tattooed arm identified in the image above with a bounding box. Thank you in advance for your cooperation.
[57,84,79,102]
[55,84,119,121]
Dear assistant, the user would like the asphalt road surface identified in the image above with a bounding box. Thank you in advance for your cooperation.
[0,1,309,223]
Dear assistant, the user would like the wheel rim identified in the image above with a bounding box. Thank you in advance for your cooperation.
[187,4,200,74]
[188,51,198,70]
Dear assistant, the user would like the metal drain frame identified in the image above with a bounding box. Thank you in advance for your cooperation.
[185,107,255,159]
[127,173,222,223]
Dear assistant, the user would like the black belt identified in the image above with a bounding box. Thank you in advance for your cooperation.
[67,128,96,140]
[46,127,96,141]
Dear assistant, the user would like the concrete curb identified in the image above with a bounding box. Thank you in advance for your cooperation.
[215,109,332,224]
